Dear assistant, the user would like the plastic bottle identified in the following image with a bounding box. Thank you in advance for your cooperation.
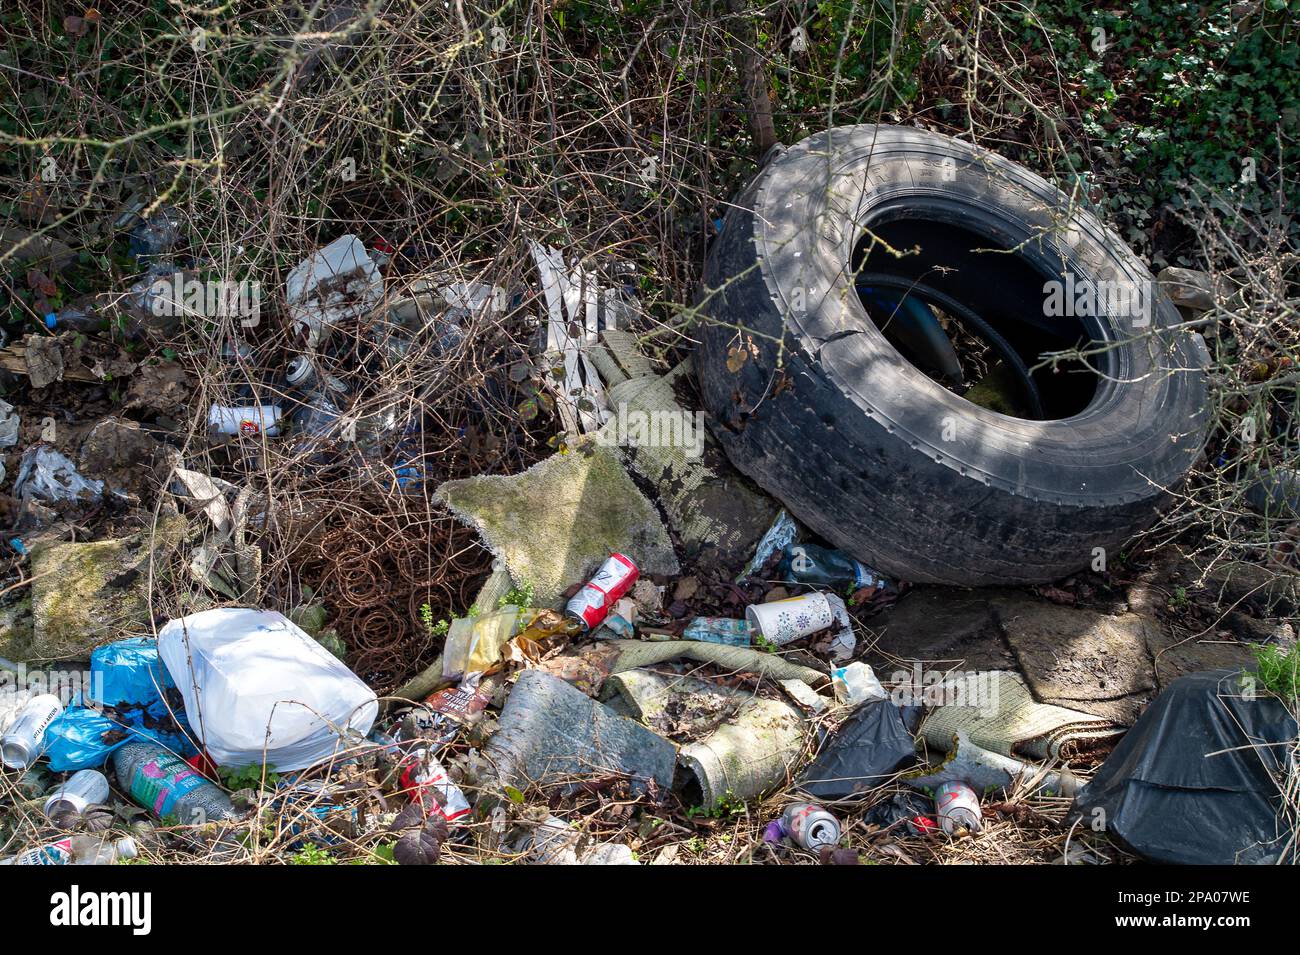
[780,544,893,591]
[47,305,110,334]
[292,392,342,442]
[282,356,351,451]
[112,741,238,825]
[128,205,184,259]
[3,834,138,865]
[1,694,64,769]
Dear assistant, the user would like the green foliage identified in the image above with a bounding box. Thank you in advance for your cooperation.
[1017,1,1300,231]
[0,2,280,196]
[1254,643,1300,703]
[218,763,280,793]
[288,843,336,865]
[420,602,450,638]
[1167,585,1190,610]
[354,842,398,865]
[763,0,931,140]
[499,581,535,610]
[687,789,746,820]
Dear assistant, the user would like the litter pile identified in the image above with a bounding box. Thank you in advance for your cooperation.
[1,196,1295,868]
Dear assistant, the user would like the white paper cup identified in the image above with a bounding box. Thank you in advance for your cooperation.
[745,593,835,646]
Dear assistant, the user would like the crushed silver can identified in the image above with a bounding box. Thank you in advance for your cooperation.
[781,803,841,851]
[1,694,64,769]
[566,553,638,630]
[935,781,983,834]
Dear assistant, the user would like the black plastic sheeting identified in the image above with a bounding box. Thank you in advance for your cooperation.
[799,699,917,799]
[1072,669,1297,865]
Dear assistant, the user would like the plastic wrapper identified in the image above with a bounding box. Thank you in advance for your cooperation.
[682,616,750,647]
[44,637,195,772]
[13,446,104,502]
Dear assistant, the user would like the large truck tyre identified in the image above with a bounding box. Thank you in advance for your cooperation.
[695,125,1210,586]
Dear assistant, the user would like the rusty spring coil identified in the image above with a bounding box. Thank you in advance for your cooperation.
[292,509,490,691]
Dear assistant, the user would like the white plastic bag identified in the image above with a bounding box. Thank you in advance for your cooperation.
[158,608,377,771]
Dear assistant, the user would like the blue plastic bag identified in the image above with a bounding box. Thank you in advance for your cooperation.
[90,636,176,707]
[44,637,195,771]
[43,706,122,771]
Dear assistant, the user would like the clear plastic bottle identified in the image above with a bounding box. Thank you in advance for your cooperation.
[3,834,138,865]
[779,544,893,591]
[112,741,238,825]
[128,205,184,259]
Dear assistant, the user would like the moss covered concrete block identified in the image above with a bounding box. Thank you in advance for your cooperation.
[24,516,186,662]
[436,444,678,605]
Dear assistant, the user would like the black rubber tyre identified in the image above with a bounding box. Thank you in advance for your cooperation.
[695,125,1210,586]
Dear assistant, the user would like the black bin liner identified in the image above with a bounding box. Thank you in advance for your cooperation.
[1072,669,1297,864]
[799,699,917,799]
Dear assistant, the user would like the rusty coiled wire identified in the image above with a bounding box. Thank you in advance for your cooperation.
[285,505,490,691]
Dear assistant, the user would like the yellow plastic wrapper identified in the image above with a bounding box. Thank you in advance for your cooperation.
[442,607,522,680]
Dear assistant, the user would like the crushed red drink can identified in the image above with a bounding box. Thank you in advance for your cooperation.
[566,553,639,630]
[399,748,471,824]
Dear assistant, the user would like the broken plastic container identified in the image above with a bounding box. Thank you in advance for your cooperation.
[286,234,383,347]
[158,608,378,771]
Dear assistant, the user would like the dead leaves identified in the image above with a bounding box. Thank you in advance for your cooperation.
[125,361,192,412]
[64,9,102,38]
[725,335,759,374]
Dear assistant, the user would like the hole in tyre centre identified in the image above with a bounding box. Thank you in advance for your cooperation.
[853,211,1107,421]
